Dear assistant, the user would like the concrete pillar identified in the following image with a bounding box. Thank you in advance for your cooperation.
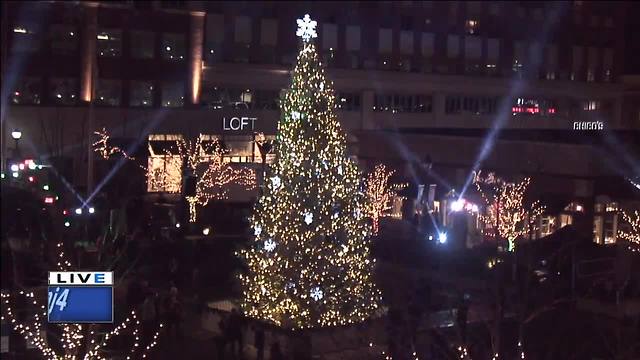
[188,12,205,106]
[81,4,98,103]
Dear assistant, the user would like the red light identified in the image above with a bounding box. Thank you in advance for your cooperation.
[63,210,68,215]
[44,197,54,204]
[24,159,33,165]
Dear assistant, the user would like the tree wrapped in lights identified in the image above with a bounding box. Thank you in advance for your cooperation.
[619,210,640,251]
[93,132,256,222]
[239,14,383,329]
[364,164,406,235]
[0,243,163,359]
[474,171,545,251]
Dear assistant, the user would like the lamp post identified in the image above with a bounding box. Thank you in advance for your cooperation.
[11,129,22,159]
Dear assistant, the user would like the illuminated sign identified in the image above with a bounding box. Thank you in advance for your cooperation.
[223,117,257,131]
[48,272,113,323]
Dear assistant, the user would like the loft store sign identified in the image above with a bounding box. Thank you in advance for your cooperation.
[223,116,257,131]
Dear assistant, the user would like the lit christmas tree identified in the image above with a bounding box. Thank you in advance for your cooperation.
[238,14,382,329]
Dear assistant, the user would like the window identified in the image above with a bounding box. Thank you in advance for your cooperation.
[465,20,479,35]
[234,16,251,44]
[254,90,280,110]
[131,31,155,59]
[448,2,459,25]
[147,134,183,193]
[489,3,501,16]
[511,97,558,116]
[162,33,186,60]
[11,78,41,105]
[399,31,413,55]
[50,24,78,55]
[161,82,184,107]
[130,81,153,107]
[587,46,598,82]
[49,78,77,105]
[533,8,543,21]
[203,87,279,110]
[590,15,599,27]
[260,19,278,46]
[206,13,225,63]
[604,16,613,28]
[322,23,338,50]
[12,24,42,53]
[95,79,122,106]
[603,48,613,82]
[401,16,412,31]
[487,38,499,62]
[379,28,393,53]
[97,29,122,57]
[346,26,361,51]
[421,33,435,57]
[582,100,599,111]
[336,92,361,111]
[445,95,498,115]
[447,35,460,58]
[572,45,583,79]
[464,36,482,59]
[373,94,432,113]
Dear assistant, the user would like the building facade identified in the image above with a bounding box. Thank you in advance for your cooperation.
[2,1,638,243]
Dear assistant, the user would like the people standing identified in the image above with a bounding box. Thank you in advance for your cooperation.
[269,342,284,360]
[141,291,158,344]
[164,286,182,344]
[228,308,244,358]
[216,313,229,359]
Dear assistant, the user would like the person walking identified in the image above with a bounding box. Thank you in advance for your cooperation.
[216,313,229,359]
[228,308,244,358]
[141,291,158,344]
[269,342,284,360]
[164,286,182,344]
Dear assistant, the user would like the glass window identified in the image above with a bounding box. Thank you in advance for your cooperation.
[421,33,434,57]
[379,29,393,53]
[234,16,252,44]
[50,24,78,55]
[255,90,280,110]
[322,23,338,50]
[161,82,184,107]
[205,14,225,64]
[147,140,183,193]
[336,93,361,111]
[97,28,122,57]
[11,78,42,105]
[49,78,77,105]
[12,24,41,53]
[399,31,413,55]
[373,94,431,113]
[464,37,482,60]
[162,33,186,60]
[260,19,278,46]
[130,81,154,107]
[346,26,361,51]
[95,79,122,106]
[487,38,499,61]
[447,35,460,58]
[131,30,155,59]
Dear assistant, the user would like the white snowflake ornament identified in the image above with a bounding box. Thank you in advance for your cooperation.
[296,14,318,41]
[291,111,301,120]
[254,225,262,236]
[319,82,324,90]
[271,176,282,189]
[337,165,343,175]
[304,212,313,225]
[310,287,323,301]
[264,239,276,252]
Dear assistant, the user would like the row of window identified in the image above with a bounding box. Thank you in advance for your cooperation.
[11,78,184,108]
[12,25,185,60]
[10,79,612,116]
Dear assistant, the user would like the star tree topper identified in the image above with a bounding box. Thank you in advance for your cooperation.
[296,14,317,41]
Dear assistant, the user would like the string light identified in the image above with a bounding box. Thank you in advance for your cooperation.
[94,131,256,222]
[474,171,545,251]
[364,164,406,235]
[1,242,164,359]
[238,14,383,329]
[619,210,640,252]
[93,128,133,160]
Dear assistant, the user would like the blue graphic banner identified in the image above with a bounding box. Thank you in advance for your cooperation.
[47,286,113,323]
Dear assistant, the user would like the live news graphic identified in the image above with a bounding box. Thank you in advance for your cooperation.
[47,272,114,323]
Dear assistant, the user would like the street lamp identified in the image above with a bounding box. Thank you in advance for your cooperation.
[11,129,22,159]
